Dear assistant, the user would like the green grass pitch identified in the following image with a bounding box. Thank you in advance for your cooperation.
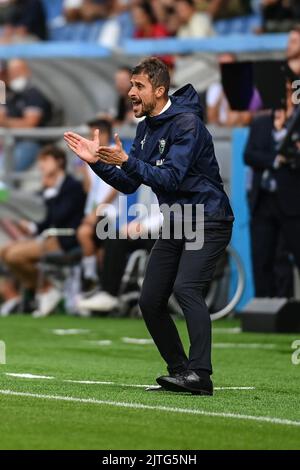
[0,314,299,450]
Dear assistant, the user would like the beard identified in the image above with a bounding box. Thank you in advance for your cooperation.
[287,49,300,61]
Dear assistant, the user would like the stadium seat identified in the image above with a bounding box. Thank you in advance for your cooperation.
[50,20,106,43]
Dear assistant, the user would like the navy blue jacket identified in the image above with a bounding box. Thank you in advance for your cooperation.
[90,84,234,224]
[37,175,86,251]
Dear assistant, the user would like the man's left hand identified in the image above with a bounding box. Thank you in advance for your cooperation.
[96,133,129,166]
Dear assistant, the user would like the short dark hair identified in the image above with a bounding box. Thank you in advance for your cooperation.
[38,145,67,170]
[131,57,170,95]
[87,118,112,138]
[177,0,195,7]
[135,1,157,24]
[291,24,300,35]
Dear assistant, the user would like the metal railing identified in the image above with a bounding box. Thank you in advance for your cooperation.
[0,126,89,183]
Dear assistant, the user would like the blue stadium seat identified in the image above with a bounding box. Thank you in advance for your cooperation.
[118,12,134,42]
[214,14,262,35]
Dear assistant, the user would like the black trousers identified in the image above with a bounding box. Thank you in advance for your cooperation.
[139,222,233,375]
[102,237,155,297]
[251,192,300,297]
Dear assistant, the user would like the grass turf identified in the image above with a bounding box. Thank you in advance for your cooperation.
[0,314,299,450]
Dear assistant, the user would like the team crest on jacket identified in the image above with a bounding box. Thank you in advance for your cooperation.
[158,138,166,155]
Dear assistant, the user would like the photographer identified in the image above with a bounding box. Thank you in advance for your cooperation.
[244,80,300,297]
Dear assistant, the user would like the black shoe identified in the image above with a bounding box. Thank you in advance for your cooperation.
[81,277,99,298]
[146,371,185,392]
[145,385,165,392]
[156,370,213,396]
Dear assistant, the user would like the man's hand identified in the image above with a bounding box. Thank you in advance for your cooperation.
[274,154,288,168]
[0,106,7,127]
[64,129,100,164]
[18,219,36,236]
[274,110,287,131]
[96,133,129,166]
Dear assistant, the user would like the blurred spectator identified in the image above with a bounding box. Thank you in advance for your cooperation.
[262,0,300,33]
[0,145,86,316]
[149,0,180,35]
[0,0,47,43]
[77,187,160,313]
[175,0,215,38]
[77,118,119,295]
[63,0,111,23]
[0,58,7,85]
[0,59,52,172]
[206,53,254,126]
[132,1,169,38]
[0,277,20,316]
[114,66,135,126]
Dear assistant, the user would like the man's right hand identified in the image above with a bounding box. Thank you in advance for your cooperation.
[274,110,287,131]
[64,129,100,164]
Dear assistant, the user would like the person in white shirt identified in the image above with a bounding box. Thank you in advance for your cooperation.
[77,185,162,313]
[206,53,254,127]
[76,118,119,293]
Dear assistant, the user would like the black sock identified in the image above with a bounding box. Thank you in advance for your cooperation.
[168,364,188,375]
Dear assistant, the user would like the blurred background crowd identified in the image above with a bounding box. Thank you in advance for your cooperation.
[1,0,300,319]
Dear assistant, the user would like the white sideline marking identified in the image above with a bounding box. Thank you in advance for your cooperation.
[0,389,299,428]
[213,343,276,350]
[213,328,242,334]
[215,386,255,390]
[51,329,90,336]
[122,337,154,345]
[65,380,115,385]
[3,372,255,391]
[5,373,55,380]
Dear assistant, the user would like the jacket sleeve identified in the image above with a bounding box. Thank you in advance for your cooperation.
[121,115,203,193]
[36,210,50,234]
[244,120,276,170]
[88,136,142,194]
